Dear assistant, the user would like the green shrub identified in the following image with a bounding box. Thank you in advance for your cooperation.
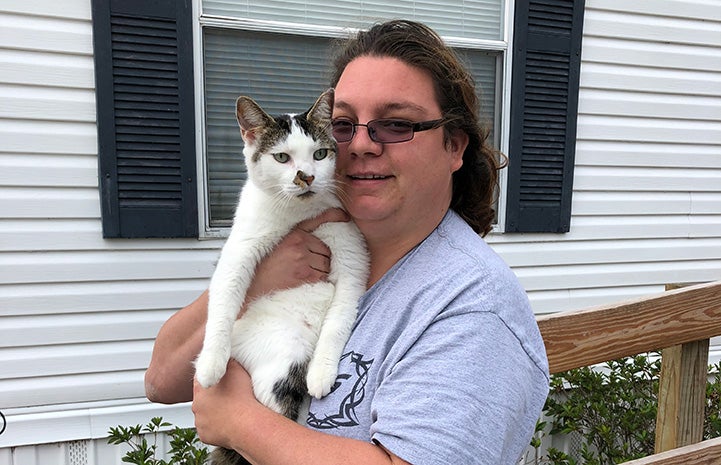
[107,416,209,465]
[706,363,721,439]
[529,354,721,465]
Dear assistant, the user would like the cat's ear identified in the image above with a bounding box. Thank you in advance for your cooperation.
[307,88,335,125]
[236,96,274,144]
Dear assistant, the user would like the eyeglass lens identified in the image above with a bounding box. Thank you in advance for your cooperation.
[332,120,415,144]
[332,118,447,144]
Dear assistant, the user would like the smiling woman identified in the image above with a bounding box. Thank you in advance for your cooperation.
[329,20,503,239]
[330,56,466,269]
[150,19,549,465]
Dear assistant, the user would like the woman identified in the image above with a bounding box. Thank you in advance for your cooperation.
[146,20,549,465]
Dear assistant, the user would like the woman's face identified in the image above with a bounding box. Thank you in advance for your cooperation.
[333,56,466,240]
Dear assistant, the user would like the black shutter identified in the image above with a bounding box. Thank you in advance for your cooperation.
[92,0,198,238]
[505,0,585,233]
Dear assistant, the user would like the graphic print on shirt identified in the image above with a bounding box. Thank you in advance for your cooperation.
[307,351,373,429]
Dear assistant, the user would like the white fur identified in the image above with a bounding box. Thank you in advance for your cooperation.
[195,101,369,407]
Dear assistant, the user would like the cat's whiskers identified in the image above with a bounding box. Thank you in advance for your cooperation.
[333,178,352,206]
[269,188,294,212]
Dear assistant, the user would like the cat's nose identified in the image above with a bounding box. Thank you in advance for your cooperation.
[295,170,315,187]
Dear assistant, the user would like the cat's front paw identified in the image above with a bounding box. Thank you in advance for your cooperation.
[306,358,338,399]
[194,350,229,388]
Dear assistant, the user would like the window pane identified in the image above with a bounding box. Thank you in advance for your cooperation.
[458,49,499,145]
[203,28,333,226]
[203,0,503,41]
[203,28,499,227]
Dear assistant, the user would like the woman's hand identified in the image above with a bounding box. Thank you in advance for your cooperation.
[192,360,257,448]
[246,208,349,301]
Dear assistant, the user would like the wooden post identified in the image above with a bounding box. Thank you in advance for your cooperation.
[655,340,710,452]
[655,283,710,453]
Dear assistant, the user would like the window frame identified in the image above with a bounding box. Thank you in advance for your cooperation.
[191,0,515,238]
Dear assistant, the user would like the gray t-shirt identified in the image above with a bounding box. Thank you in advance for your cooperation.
[306,210,549,465]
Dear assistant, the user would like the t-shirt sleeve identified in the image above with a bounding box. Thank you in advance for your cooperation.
[369,309,547,465]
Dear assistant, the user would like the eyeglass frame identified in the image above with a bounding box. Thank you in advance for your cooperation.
[330,117,452,144]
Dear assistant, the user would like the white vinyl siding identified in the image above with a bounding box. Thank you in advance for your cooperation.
[0,0,214,446]
[487,0,721,312]
[0,0,720,459]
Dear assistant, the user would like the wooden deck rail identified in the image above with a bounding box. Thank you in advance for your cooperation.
[536,280,721,463]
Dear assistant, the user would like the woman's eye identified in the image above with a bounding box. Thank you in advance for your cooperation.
[314,149,329,161]
[273,152,290,163]
[331,120,354,138]
[382,120,412,133]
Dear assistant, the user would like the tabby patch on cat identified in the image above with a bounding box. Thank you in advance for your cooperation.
[194,89,369,465]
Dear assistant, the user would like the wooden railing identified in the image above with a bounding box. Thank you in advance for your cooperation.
[536,280,721,464]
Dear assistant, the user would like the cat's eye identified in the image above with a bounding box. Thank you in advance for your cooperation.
[313,149,330,161]
[273,153,290,163]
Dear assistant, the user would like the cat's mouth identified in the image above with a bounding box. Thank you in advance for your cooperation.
[297,191,316,199]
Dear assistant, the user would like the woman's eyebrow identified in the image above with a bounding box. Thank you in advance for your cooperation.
[333,100,354,114]
[379,101,428,114]
[333,100,429,116]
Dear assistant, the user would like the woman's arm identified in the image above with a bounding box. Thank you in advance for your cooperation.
[145,290,208,403]
[144,209,349,404]
[192,361,411,465]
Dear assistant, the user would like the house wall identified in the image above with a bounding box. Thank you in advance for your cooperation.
[0,0,212,451]
[0,0,719,461]
[490,0,721,312]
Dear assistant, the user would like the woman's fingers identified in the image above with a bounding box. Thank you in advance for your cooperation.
[246,208,350,300]
[296,208,349,233]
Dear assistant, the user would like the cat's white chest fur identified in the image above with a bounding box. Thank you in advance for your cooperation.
[195,194,368,403]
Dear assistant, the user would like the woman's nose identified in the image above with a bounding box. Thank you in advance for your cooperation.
[346,124,382,157]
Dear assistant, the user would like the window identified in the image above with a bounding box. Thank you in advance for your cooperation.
[92,0,584,238]
[198,0,507,231]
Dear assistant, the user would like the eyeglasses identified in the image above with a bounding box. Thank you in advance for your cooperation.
[331,117,450,144]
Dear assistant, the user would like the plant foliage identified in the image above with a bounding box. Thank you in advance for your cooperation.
[107,416,209,465]
[528,354,721,465]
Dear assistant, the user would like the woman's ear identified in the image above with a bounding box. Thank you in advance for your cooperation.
[446,129,469,172]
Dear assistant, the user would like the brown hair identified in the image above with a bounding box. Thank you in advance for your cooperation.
[330,19,503,236]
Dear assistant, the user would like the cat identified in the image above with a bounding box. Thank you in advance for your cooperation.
[194,88,369,465]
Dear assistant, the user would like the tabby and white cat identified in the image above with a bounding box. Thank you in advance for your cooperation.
[194,89,369,465]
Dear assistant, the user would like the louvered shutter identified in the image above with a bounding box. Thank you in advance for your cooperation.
[505,0,585,233]
[92,0,198,238]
